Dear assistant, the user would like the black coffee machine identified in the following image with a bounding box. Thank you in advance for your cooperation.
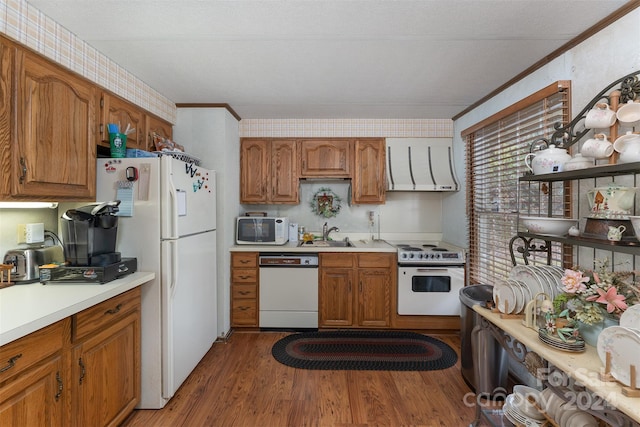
[41,201,137,283]
[61,201,122,266]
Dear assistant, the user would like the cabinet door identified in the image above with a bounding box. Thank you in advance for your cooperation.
[146,114,173,152]
[72,312,140,427]
[0,356,65,427]
[0,39,11,197]
[300,139,351,177]
[319,267,354,327]
[352,139,386,204]
[99,93,145,149]
[357,268,391,327]
[13,49,95,199]
[240,139,270,203]
[271,139,299,203]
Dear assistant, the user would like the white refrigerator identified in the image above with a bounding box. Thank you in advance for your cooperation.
[96,155,217,408]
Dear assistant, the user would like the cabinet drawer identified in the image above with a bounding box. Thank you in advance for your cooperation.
[232,253,257,268]
[233,284,257,299]
[358,253,394,268]
[0,319,66,383]
[232,269,258,282]
[232,300,257,325]
[321,253,354,268]
[73,287,141,342]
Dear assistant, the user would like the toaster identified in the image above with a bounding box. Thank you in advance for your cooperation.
[3,246,64,283]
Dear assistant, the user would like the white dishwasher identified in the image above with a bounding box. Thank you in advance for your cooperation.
[259,253,319,328]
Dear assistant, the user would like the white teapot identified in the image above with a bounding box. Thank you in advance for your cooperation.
[524,144,571,175]
[613,132,640,164]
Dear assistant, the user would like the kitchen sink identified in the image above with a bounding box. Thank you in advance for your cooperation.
[298,240,354,248]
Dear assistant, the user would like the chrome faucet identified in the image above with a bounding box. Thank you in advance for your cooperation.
[322,222,339,241]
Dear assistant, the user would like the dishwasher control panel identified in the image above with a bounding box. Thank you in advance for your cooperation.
[259,253,319,266]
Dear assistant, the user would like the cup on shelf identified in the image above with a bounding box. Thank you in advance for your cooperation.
[581,133,613,159]
[585,102,616,129]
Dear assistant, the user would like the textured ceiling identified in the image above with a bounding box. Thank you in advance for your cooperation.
[27,0,632,119]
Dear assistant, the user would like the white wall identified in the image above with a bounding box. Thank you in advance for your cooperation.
[447,9,640,250]
[173,108,239,338]
[0,209,59,256]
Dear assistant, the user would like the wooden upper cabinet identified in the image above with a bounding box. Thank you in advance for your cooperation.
[299,139,351,177]
[271,139,299,203]
[11,47,96,200]
[99,92,145,150]
[240,139,270,203]
[240,138,298,204]
[146,114,173,152]
[352,139,386,204]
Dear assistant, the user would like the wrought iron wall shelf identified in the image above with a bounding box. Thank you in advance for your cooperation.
[520,161,640,183]
[516,232,640,256]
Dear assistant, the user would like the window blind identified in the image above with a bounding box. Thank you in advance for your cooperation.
[463,82,571,286]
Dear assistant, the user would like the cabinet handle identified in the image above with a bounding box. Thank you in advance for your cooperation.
[105,303,122,315]
[55,371,63,401]
[359,281,362,293]
[240,259,250,264]
[348,280,351,293]
[239,290,250,295]
[78,358,85,384]
[18,158,27,184]
[0,354,22,373]
[239,306,249,311]
[239,275,251,280]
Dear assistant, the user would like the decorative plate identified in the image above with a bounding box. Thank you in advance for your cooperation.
[620,303,640,330]
[597,326,640,388]
[310,187,342,218]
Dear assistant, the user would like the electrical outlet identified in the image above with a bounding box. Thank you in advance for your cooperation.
[17,223,44,244]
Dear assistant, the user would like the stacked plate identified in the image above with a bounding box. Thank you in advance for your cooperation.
[597,325,640,388]
[538,328,585,352]
[502,393,545,426]
[537,388,598,427]
[620,303,640,330]
[493,265,565,314]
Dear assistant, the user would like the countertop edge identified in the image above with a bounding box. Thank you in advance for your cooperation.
[229,241,396,252]
[0,271,155,346]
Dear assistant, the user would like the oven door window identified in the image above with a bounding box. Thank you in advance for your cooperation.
[411,275,451,293]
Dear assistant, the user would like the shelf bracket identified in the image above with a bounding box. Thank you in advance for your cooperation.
[509,235,552,266]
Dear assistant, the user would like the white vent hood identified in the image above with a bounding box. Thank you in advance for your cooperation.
[386,138,460,192]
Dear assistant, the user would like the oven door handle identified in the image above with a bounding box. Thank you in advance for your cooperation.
[415,268,451,273]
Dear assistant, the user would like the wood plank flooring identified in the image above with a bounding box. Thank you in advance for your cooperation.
[121,331,479,427]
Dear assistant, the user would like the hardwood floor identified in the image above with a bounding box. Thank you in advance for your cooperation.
[122,331,479,427]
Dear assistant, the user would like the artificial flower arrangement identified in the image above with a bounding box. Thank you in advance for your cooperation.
[554,259,640,326]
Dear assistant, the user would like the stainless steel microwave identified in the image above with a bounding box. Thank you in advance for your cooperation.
[236,217,289,245]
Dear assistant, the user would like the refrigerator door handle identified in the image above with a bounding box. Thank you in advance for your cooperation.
[169,239,179,298]
[166,172,179,239]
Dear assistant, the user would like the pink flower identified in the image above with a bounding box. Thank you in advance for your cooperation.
[561,269,589,294]
[586,287,628,313]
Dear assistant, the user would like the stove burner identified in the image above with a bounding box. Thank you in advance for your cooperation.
[404,247,422,251]
[422,244,436,248]
[432,247,447,251]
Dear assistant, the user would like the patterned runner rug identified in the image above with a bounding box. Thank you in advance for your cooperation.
[271,330,458,371]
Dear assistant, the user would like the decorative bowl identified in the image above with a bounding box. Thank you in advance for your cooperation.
[627,216,640,241]
[519,216,578,236]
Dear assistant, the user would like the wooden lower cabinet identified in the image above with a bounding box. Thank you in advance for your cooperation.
[319,253,393,328]
[0,288,141,427]
[231,252,259,327]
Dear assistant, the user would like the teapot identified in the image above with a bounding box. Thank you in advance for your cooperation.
[587,183,637,218]
[524,144,571,175]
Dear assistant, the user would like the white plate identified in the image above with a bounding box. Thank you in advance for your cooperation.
[493,281,516,314]
[565,411,598,427]
[620,303,640,330]
[511,279,533,306]
[507,280,526,314]
[559,408,580,427]
[528,266,557,299]
[510,266,545,299]
[597,326,640,388]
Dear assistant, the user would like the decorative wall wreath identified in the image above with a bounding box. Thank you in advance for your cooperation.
[310,187,342,218]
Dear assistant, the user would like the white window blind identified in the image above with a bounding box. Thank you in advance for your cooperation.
[463,82,571,286]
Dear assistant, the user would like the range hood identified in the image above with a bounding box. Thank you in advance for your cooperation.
[386,138,460,192]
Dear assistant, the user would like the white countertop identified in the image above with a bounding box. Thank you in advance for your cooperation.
[0,272,155,346]
[474,306,640,424]
[230,239,396,253]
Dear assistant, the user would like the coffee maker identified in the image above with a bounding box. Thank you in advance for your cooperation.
[40,201,137,283]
